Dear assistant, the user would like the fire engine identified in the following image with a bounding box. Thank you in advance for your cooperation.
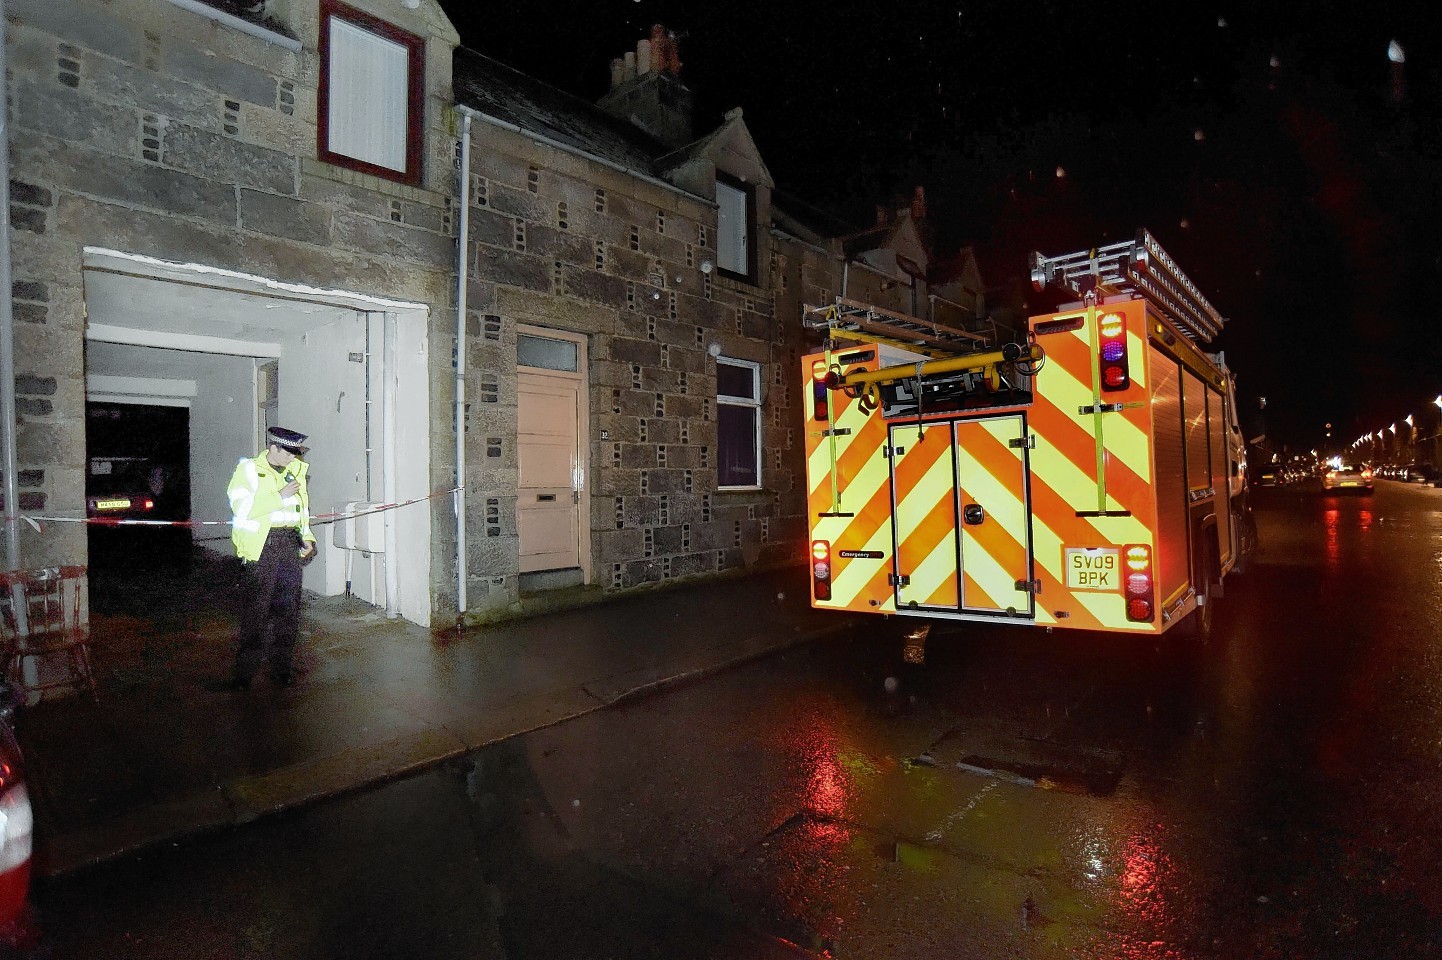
[802,230,1256,640]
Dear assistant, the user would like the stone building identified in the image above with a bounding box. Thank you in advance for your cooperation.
[447,36,952,621]
[5,0,460,626]
[3,1,977,627]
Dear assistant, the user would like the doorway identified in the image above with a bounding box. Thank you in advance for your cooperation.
[80,249,433,626]
[516,327,590,582]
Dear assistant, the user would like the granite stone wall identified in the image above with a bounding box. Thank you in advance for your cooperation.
[5,0,460,605]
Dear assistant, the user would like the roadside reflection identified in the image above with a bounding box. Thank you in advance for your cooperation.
[1324,507,1340,566]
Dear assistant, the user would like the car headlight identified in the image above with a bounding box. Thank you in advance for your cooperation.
[0,783,32,873]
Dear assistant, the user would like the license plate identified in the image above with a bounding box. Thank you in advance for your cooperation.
[1065,547,1118,590]
[95,498,132,511]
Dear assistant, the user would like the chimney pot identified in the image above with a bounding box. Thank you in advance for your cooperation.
[610,57,625,90]
[636,39,652,74]
[622,51,636,82]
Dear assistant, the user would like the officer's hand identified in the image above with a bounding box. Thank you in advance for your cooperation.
[281,479,300,499]
[299,542,316,561]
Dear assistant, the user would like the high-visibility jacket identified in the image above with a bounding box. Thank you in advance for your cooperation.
[228,452,315,562]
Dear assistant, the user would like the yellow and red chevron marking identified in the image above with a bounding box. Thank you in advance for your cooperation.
[891,424,959,609]
[1027,300,1160,633]
[954,417,1032,615]
[804,295,1168,635]
[804,353,895,612]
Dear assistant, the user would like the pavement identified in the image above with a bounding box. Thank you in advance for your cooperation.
[11,549,855,879]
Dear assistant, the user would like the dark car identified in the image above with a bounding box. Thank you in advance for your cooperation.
[86,456,159,520]
[0,682,32,945]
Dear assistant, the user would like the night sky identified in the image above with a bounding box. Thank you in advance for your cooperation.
[440,1,1442,452]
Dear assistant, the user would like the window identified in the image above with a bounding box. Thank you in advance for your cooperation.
[319,0,424,185]
[517,334,578,372]
[716,357,761,489]
[715,174,756,283]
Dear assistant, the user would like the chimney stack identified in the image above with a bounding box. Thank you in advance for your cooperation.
[597,24,694,148]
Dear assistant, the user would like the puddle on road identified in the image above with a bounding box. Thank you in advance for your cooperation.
[955,753,1123,796]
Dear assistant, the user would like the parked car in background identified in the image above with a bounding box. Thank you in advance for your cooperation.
[0,681,32,946]
[86,456,159,520]
[1397,463,1437,484]
[1323,462,1374,493]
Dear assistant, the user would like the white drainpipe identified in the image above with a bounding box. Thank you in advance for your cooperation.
[454,110,473,616]
[0,0,20,571]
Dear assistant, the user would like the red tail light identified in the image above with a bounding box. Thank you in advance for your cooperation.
[811,360,830,422]
[1361,468,1372,479]
[142,497,155,511]
[1098,312,1130,392]
[812,540,832,601]
[1124,543,1154,623]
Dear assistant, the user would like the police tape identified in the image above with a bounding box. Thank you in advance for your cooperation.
[6,486,463,534]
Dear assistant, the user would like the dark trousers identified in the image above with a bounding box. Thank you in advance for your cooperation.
[233,528,303,682]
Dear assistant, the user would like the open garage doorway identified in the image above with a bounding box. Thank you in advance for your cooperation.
[84,401,195,617]
[80,249,433,627]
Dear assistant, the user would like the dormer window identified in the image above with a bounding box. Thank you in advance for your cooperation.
[319,0,424,185]
[715,173,757,284]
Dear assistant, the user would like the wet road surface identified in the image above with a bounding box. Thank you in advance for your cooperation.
[22,480,1442,958]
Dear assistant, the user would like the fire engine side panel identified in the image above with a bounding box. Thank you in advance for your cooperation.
[802,350,895,613]
[1148,347,1190,605]
[1182,370,1210,494]
[1026,300,1159,632]
[1208,388,1232,565]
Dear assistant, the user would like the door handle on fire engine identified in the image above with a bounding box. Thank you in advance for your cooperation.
[963,504,985,525]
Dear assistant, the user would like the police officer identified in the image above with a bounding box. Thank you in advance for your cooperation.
[211,427,316,691]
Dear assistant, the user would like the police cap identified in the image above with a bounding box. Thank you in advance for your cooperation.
[267,426,308,454]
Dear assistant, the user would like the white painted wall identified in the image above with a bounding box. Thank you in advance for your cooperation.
[278,311,370,600]
[275,308,431,626]
[389,307,432,627]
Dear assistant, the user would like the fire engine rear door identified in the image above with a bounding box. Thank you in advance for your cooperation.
[888,422,960,610]
[955,415,1035,618]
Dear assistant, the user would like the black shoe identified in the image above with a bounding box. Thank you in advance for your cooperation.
[204,676,251,692]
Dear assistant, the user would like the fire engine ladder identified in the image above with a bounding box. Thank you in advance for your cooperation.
[803,296,987,357]
[1028,229,1226,343]
[803,297,1036,515]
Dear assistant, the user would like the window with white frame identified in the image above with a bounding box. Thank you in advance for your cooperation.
[716,357,761,489]
[715,175,755,282]
[319,0,423,185]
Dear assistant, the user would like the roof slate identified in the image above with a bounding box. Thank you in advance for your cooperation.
[454,47,674,177]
